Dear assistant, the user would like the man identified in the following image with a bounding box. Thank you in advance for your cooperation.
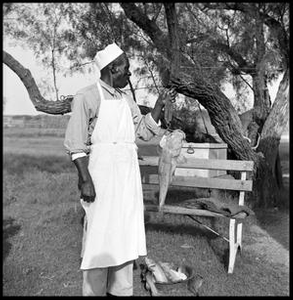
[64,43,176,296]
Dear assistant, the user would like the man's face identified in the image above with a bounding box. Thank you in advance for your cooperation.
[112,54,131,89]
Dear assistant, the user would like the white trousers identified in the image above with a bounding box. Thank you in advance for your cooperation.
[82,260,134,296]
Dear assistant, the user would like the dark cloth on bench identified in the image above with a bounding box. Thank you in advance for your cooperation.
[178,197,254,219]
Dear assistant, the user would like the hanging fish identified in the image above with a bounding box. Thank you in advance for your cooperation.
[157,129,186,210]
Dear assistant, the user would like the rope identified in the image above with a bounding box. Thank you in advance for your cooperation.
[187,215,229,242]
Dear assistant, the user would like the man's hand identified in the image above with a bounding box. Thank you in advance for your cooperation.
[80,180,96,203]
[73,156,96,203]
[167,87,177,103]
[151,87,177,123]
[156,87,177,107]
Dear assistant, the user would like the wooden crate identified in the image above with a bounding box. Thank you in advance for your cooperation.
[175,143,227,177]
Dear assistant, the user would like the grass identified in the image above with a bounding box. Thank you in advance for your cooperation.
[3,127,289,296]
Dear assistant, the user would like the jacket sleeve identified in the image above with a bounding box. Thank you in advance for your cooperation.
[126,94,161,141]
[64,92,92,156]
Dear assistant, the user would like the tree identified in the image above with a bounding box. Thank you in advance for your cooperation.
[192,3,289,205]
[3,2,289,208]
[120,3,289,207]
[3,3,79,100]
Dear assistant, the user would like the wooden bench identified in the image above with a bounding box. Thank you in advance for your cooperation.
[139,156,254,274]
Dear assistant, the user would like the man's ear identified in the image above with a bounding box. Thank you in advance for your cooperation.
[110,64,118,74]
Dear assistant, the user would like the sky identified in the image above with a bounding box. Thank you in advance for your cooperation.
[3,43,281,116]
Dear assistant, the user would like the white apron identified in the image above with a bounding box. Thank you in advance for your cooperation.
[80,82,147,270]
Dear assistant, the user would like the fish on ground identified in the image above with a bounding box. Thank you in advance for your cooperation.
[145,256,168,283]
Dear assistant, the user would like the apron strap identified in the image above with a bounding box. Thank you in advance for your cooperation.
[96,81,105,102]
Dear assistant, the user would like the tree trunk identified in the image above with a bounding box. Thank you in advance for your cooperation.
[163,3,180,126]
[241,72,272,149]
[169,73,261,164]
[251,68,289,207]
[253,137,280,208]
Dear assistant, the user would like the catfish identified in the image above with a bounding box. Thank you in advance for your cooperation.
[157,129,186,210]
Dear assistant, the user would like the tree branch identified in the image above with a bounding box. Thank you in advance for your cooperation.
[168,73,260,163]
[120,3,170,58]
[203,2,289,66]
[163,3,180,125]
[164,3,180,77]
[3,50,71,115]
[261,68,289,139]
[186,34,255,75]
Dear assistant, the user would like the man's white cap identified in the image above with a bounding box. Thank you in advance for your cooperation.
[94,43,124,71]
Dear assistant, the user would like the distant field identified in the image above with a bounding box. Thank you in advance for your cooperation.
[4,136,66,157]
[3,127,66,137]
[3,126,289,166]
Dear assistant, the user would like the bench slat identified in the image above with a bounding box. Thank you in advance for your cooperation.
[142,174,253,191]
[145,204,225,217]
[139,156,254,172]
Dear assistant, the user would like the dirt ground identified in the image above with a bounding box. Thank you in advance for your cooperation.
[254,206,289,251]
[248,140,289,271]
[249,206,289,267]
